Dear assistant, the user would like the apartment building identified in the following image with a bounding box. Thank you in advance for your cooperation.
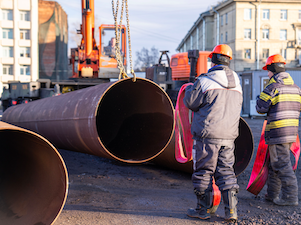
[0,0,38,91]
[177,0,301,72]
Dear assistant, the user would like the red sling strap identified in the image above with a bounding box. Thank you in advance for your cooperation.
[247,120,300,195]
[174,83,221,213]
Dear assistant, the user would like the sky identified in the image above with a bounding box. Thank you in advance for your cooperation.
[55,0,221,66]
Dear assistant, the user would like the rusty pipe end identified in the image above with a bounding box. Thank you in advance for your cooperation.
[96,78,175,163]
[0,122,68,225]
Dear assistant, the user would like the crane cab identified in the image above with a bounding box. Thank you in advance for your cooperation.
[99,24,127,78]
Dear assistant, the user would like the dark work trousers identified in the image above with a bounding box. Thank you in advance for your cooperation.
[267,143,298,201]
[192,139,239,192]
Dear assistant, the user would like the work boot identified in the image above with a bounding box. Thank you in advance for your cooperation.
[222,189,238,222]
[187,190,211,220]
[265,193,277,202]
[273,197,298,206]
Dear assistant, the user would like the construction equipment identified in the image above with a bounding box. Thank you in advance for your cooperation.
[146,50,211,104]
[70,0,126,78]
[2,0,128,111]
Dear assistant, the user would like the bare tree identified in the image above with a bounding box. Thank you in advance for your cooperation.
[135,47,159,71]
[69,21,82,48]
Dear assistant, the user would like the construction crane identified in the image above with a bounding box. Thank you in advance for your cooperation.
[2,0,128,110]
[70,0,127,79]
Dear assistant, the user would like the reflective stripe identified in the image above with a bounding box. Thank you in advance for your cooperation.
[266,119,299,131]
[271,94,301,105]
[260,92,271,102]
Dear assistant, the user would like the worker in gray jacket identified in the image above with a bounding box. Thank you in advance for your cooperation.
[183,44,243,221]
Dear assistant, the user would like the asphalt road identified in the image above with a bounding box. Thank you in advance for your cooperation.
[52,117,301,225]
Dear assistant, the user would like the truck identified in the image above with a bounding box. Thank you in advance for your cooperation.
[146,49,211,104]
[1,0,127,111]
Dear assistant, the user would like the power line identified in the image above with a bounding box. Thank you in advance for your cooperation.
[130,26,180,43]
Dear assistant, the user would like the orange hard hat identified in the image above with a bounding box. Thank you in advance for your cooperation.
[262,54,286,70]
[209,44,233,60]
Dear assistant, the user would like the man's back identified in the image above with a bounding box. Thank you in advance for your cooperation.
[184,65,242,142]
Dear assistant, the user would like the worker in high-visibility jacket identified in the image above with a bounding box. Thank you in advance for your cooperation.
[183,44,242,222]
[256,54,301,206]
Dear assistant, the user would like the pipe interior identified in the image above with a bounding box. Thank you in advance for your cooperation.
[234,119,254,176]
[96,79,174,161]
[0,130,67,225]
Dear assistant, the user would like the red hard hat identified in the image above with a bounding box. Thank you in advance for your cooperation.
[209,44,233,60]
[262,54,286,70]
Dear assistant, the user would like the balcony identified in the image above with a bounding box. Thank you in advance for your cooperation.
[19,40,31,47]
[18,57,31,65]
[18,21,31,29]
[0,39,14,46]
[0,20,13,28]
[1,57,14,64]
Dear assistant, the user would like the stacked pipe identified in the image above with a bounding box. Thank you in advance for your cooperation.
[1,78,175,225]
[1,78,254,224]
[2,78,175,163]
[0,121,68,225]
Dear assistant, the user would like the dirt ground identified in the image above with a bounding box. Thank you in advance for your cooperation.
[54,117,301,225]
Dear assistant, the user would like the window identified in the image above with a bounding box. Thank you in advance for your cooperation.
[20,65,30,75]
[298,49,301,64]
[280,10,287,20]
[171,58,178,66]
[20,47,30,57]
[244,9,251,20]
[262,29,269,40]
[221,15,223,26]
[262,9,270,20]
[3,65,13,75]
[225,32,228,42]
[281,49,287,59]
[20,29,30,40]
[2,9,13,21]
[225,13,228,24]
[20,11,30,21]
[221,33,223,44]
[244,49,251,59]
[298,29,301,45]
[280,29,287,40]
[2,28,13,39]
[3,47,13,57]
[262,49,269,59]
[244,29,251,39]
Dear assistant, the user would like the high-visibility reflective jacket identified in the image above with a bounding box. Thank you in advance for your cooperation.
[256,72,301,145]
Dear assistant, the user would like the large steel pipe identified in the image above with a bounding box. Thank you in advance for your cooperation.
[2,78,175,163]
[0,121,68,225]
[151,117,254,176]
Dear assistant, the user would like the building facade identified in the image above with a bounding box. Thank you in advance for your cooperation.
[0,0,38,90]
[177,0,301,72]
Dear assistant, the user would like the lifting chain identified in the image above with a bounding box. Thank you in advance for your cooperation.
[112,0,136,81]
